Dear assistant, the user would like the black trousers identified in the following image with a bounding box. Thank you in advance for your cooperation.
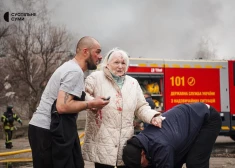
[29,114,84,168]
[95,162,127,168]
[28,125,53,168]
[4,129,13,146]
[50,112,84,168]
[176,106,222,168]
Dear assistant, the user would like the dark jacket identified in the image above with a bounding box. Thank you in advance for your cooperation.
[135,103,210,167]
[145,97,156,110]
[1,108,22,130]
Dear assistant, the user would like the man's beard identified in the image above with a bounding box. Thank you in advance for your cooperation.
[87,53,97,70]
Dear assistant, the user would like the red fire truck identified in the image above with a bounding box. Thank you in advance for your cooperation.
[127,58,235,140]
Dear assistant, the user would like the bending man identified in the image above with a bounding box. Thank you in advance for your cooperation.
[123,102,222,168]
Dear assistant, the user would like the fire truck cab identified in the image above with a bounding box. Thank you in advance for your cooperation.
[127,58,235,140]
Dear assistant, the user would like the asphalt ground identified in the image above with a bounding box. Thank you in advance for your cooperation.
[0,134,234,168]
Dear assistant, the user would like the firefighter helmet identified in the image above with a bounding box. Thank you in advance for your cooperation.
[146,82,159,94]
[152,99,160,107]
[6,105,13,113]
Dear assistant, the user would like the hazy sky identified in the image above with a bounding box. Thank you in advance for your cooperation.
[3,0,235,59]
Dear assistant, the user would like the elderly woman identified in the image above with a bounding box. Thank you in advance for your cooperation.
[82,48,164,168]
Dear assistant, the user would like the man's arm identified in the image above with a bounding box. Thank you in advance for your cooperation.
[135,83,160,121]
[56,90,109,114]
[1,114,7,123]
[13,114,22,125]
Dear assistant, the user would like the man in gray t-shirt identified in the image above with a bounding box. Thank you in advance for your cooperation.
[28,36,109,168]
[29,60,85,130]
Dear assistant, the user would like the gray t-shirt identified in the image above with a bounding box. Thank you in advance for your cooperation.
[29,60,85,129]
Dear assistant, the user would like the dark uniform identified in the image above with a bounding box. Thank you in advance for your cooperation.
[1,105,22,149]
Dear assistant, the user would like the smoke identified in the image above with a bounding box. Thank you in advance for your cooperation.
[4,0,235,59]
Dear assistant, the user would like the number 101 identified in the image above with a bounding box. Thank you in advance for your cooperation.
[170,76,185,86]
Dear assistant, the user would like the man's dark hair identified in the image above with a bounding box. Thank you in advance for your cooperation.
[76,36,97,54]
[122,137,143,168]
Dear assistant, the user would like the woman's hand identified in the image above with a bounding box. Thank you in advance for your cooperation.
[89,96,110,109]
[151,116,166,128]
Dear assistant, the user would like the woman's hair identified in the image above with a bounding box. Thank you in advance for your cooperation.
[101,48,130,72]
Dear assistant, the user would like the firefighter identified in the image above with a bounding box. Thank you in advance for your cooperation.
[1,105,22,149]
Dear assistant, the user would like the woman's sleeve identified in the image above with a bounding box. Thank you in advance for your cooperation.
[84,72,96,101]
[134,82,160,124]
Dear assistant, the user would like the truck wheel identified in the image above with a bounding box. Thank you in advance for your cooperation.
[230,135,235,141]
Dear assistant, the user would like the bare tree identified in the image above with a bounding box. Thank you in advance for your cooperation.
[2,0,72,118]
[0,1,15,111]
[0,25,11,41]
